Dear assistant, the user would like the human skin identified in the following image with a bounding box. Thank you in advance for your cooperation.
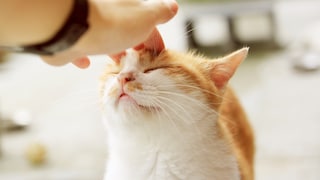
[0,0,178,68]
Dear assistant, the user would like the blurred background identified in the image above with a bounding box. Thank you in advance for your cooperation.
[1,0,320,179]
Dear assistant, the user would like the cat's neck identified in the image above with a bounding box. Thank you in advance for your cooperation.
[104,114,240,180]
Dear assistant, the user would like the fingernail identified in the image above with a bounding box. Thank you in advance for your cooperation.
[164,0,178,14]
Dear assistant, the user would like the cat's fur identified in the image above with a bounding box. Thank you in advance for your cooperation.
[100,30,254,180]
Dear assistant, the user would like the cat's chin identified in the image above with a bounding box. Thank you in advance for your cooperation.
[117,94,160,112]
[117,94,137,107]
[119,94,134,102]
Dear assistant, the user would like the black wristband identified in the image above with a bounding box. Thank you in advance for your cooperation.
[0,0,89,55]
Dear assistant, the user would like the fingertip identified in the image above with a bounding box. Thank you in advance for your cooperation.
[73,57,90,69]
[146,0,178,24]
[165,0,178,14]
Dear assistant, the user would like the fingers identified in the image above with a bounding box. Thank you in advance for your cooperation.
[42,51,90,69]
[41,55,90,69]
[72,57,90,69]
[143,0,178,24]
[41,55,70,66]
[41,0,179,69]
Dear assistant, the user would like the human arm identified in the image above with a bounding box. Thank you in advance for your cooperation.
[0,0,178,68]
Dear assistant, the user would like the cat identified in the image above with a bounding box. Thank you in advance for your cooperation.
[100,29,254,180]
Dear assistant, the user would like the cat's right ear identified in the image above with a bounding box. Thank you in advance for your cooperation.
[134,28,165,55]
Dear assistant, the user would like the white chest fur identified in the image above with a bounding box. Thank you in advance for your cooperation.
[103,117,240,180]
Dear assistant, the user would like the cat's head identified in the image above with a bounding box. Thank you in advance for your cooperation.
[100,29,248,126]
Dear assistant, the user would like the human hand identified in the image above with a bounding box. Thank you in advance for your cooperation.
[41,0,178,68]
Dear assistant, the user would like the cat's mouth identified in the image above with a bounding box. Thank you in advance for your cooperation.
[118,93,160,112]
[119,93,128,99]
[118,93,133,102]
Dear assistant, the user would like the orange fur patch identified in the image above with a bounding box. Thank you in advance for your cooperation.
[127,82,143,92]
[108,85,118,97]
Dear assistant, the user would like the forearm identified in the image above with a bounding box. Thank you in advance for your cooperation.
[0,0,73,46]
[1,0,178,69]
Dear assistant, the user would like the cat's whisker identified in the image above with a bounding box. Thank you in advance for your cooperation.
[156,96,190,118]
[148,101,166,135]
[150,96,187,140]
[184,27,197,38]
[141,92,218,127]
[138,96,184,142]
[152,86,244,125]
[156,84,227,103]
[154,91,222,139]
[183,20,198,36]
[153,90,219,115]
[160,83,238,107]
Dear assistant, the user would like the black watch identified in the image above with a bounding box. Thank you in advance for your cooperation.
[0,0,89,55]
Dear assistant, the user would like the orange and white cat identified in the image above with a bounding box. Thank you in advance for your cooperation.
[100,30,254,180]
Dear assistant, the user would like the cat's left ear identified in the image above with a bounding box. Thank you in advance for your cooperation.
[210,48,249,89]
[134,28,165,55]
[111,29,165,64]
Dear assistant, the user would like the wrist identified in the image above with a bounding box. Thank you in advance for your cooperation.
[0,0,73,46]
[34,0,74,45]
[70,0,113,54]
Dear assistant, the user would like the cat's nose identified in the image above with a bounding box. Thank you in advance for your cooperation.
[118,72,136,85]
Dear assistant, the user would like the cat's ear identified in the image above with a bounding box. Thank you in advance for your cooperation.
[210,48,249,89]
[134,28,165,55]
[111,51,126,65]
[111,29,165,64]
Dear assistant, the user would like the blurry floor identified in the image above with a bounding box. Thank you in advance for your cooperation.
[1,0,320,180]
[0,55,108,180]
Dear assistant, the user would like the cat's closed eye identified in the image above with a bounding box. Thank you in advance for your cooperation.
[144,67,159,73]
[144,66,170,73]
[109,71,120,75]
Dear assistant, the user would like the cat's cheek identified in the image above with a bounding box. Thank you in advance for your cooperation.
[103,78,120,104]
[107,85,119,99]
[144,70,166,84]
